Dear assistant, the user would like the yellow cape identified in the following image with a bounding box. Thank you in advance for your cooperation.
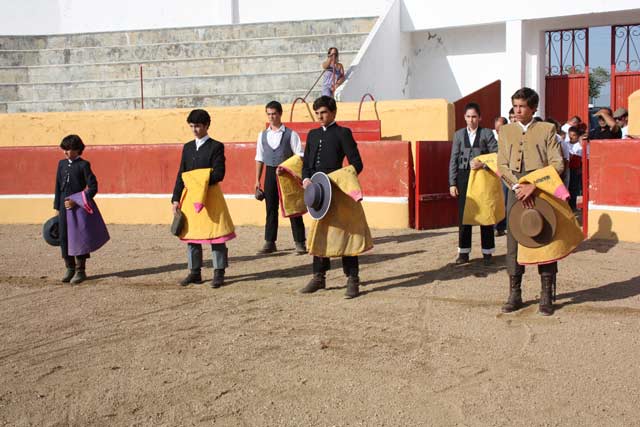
[515,166,583,265]
[179,168,235,241]
[462,153,505,225]
[307,165,373,257]
[276,155,307,218]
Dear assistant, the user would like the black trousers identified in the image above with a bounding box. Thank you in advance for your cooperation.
[506,184,557,276]
[456,169,495,253]
[568,168,582,211]
[495,183,509,232]
[264,166,306,243]
[313,256,359,277]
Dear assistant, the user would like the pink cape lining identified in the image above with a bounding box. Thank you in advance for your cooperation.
[181,232,236,244]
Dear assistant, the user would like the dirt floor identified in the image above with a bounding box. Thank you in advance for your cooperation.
[1,224,639,426]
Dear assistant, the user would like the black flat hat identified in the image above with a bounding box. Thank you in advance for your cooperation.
[508,198,557,248]
[304,172,332,220]
[43,216,60,246]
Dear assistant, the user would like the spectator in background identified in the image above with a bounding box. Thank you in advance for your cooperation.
[493,116,509,237]
[508,108,517,123]
[567,126,585,211]
[546,118,571,189]
[561,116,582,142]
[589,108,622,139]
[533,116,544,122]
[613,108,629,138]
[321,47,345,98]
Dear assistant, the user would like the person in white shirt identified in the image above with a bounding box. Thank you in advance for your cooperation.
[255,101,306,255]
[560,115,582,142]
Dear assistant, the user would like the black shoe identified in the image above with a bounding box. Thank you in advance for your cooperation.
[502,275,523,313]
[211,269,225,288]
[61,268,75,283]
[70,270,87,284]
[257,241,277,255]
[299,273,326,294]
[344,276,360,299]
[495,229,506,237]
[179,272,202,286]
[294,241,307,255]
[483,254,493,266]
[455,253,470,264]
[539,274,555,316]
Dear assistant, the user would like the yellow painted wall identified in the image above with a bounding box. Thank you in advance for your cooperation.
[0,99,453,148]
[628,89,640,138]
[0,197,409,229]
[588,208,640,243]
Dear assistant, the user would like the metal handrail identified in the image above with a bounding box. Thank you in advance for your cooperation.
[139,65,144,109]
[289,97,314,122]
[357,92,379,121]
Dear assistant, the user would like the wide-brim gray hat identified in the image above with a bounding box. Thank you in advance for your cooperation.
[304,172,332,220]
[43,216,61,246]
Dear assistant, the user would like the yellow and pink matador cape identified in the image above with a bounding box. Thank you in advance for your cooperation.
[178,168,236,244]
[277,158,373,257]
[465,153,583,265]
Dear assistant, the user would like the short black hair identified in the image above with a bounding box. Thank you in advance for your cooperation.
[508,107,515,115]
[495,116,508,125]
[313,95,337,113]
[464,102,481,115]
[533,116,543,122]
[511,87,539,109]
[569,116,582,123]
[265,100,283,114]
[60,134,85,154]
[186,109,211,125]
[568,126,584,136]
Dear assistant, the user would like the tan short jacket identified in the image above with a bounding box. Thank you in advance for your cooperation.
[497,121,564,185]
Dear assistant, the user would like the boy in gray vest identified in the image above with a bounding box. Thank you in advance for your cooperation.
[255,101,306,255]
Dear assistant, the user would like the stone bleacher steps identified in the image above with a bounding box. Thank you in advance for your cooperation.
[0,17,375,113]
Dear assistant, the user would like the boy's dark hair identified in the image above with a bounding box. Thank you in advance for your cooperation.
[495,116,508,125]
[60,134,85,154]
[508,107,514,115]
[464,102,481,115]
[545,117,561,132]
[568,126,584,136]
[186,109,211,125]
[511,87,539,109]
[265,100,283,114]
[569,115,582,123]
[533,116,543,122]
[313,95,337,113]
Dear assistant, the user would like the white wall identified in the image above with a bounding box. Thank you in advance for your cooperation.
[338,0,412,102]
[0,0,389,35]
[401,0,640,31]
[409,23,505,101]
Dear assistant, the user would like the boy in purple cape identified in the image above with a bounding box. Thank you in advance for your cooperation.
[54,135,109,284]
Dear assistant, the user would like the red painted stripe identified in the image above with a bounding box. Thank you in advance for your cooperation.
[589,138,640,207]
[0,140,410,198]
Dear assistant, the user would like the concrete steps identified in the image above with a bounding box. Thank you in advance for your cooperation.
[0,17,375,50]
[0,17,376,113]
[0,52,357,84]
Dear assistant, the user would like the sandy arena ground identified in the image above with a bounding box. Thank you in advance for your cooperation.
[1,224,639,426]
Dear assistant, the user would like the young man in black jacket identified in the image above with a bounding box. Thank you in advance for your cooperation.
[172,109,228,288]
[300,96,364,298]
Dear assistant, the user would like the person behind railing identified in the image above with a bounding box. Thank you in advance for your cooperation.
[589,108,622,140]
[567,125,585,212]
[321,47,345,98]
[613,108,629,138]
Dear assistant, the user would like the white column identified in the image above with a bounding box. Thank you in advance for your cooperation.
[502,20,525,115]
[231,0,240,24]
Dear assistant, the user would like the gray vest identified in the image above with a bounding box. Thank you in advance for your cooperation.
[261,127,293,167]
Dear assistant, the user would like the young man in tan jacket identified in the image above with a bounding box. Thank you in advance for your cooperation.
[497,87,564,316]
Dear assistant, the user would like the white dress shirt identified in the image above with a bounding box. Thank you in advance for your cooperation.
[195,135,210,151]
[255,124,303,162]
[467,127,477,146]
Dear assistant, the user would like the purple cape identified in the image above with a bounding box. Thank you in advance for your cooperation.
[66,191,110,256]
